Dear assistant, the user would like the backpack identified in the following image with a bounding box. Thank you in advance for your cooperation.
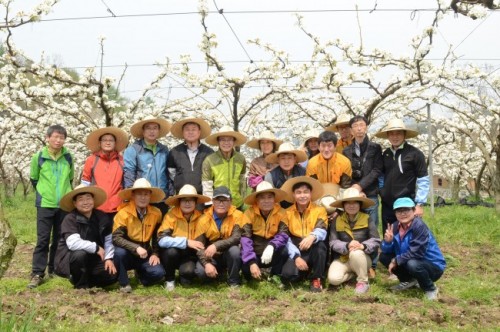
[38,151,73,169]
[90,154,125,185]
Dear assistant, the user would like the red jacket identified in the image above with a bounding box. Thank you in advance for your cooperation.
[82,151,124,213]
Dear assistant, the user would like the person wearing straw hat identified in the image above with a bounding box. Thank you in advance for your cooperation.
[202,125,247,209]
[157,184,211,290]
[194,186,248,287]
[54,185,117,289]
[380,197,445,301]
[81,126,128,219]
[299,128,321,168]
[327,188,380,294]
[306,131,352,188]
[123,116,173,216]
[280,176,328,292]
[325,113,353,155]
[167,118,214,196]
[375,119,429,235]
[263,142,307,209]
[241,181,290,283]
[247,130,282,190]
[112,178,166,293]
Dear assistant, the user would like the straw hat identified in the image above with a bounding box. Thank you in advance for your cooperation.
[244,181,288,205]
[165,184,211,206]
[264,142,308,164]
[246,130,283,150]
[86,126,129,153]
[302,128,321,145]
[330,188,375,209]
[374,119,419,139]
[325,113,351,132]
[170,118,212,140]
[318,183,341,214]
[118,178,165,203]
[130,116,171,139]
[204,125,247,147]
[59,184,107,212]
[281,176,324,202]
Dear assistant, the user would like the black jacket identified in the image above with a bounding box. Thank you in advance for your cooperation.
[343,136,383,197]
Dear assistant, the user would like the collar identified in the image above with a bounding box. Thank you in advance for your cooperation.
[390,142,406,154]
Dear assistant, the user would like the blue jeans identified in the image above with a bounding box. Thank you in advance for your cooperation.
[113,247,165,287]
[363,196,379,268]
[380,254,443,291]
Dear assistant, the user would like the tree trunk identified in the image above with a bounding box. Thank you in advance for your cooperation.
[451,175,461,202]
[0,200,17,279]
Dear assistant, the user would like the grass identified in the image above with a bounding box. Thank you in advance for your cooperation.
[0,191,499,331]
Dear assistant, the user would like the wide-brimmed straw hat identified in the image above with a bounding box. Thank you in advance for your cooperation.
[281,176,324,202]
[265,142,308,164]
[246,130,283,150]
[170,118,212,140]
[302,128,321,145]
[318,183,341,214]
[86,126,129,153]
[204,125,247,147]
[244,181,288,205]
[130,116,171,139]
[374,119,419,139]
[59,184,107,212]
[165,184,211,206]
[118,178,165,203]
[330,188,374,209]
[325,113,351,132]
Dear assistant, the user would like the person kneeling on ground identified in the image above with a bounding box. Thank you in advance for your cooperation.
[241,181,289,283]
[55,185,117,289]
[194,186,247,287]
[157,184,211,291]
[112,178,166,293]
[327,188,380,294]
[380,197,446,300]
[280,176,328,292]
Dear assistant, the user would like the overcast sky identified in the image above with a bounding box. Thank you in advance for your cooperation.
[2,0,499,101]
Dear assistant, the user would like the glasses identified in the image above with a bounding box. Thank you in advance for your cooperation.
[213,198,231,205]
[395,208,412,214]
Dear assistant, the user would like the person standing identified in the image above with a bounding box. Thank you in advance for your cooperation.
[246,130,282,190]
[375,119,429,235]
[299,128,321,168]
[325,114,353,155]
[81,127,128,219]
[202,126,247,209]
[124,116,172,216]
[167,118,214,195]
[28,124,74,288]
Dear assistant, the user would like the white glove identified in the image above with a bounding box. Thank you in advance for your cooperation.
[261,245,274,265]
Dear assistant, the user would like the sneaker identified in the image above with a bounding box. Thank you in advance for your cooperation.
[387,273,398,281]
[425,287,439,301]
[120,285,132,293]
[368,268,376,279]
[310,278,323,293]
[27,275,42,289]
[389,279,418,292]
[165,281,175,291]
[355,282,370,294]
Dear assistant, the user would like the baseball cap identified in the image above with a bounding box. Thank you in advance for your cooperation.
[393,197,416,210]
[213,186,232,199]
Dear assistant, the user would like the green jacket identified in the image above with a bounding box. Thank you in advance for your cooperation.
[201,150,246,208]
[30,146,74,208]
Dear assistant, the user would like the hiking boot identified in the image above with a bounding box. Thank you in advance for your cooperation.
[354,282,370,294]
[165,281,175,291]
[310,278,323,293]
[389,279,418,292]
[27,275,43,289]
[425,287,439,301]
[368,268,376,279]
[120,285,132,293]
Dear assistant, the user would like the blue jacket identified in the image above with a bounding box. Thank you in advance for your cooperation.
[123,139,173,196]
[381,217,446,271]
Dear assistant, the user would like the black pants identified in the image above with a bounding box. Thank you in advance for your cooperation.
[281,241,327,282]
[242,246,288,280]
[69,250,117,289]
[32,207,67,276]
[381,201,397,236]
[194,245,242,286]
[160,247,198,284]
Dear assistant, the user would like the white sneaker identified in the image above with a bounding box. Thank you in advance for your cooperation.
[425,287,439,300]
[165,280,175,291]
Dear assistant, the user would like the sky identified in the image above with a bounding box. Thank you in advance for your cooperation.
[2,0,500,102]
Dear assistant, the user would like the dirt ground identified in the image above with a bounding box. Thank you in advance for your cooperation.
[1,244,499,330]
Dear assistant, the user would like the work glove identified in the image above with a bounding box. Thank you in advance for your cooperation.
[261,245,274,265]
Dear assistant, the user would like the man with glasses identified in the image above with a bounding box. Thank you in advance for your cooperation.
[380,197,446,301]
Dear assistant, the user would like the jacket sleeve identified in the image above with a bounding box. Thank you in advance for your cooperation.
[104,234,114,260]
[286,238,300,260]
[358,144,383,191]
[240,223,257,264]
[415,176,430,205]
[66,234,98,253]
[361,220,381,254]
[339,160,352,189]
[269,221,289,249]
[396,219,430,266]
[123,145,138,189]
[157,215,188,249]
[30,152,39,188]
[201,158,214,199]
[213,224,241,253]
[239,157,247,201]
[329,218,349,255]
[81,155,94,185]
[112,226,140,254]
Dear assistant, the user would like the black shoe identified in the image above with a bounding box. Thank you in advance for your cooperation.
[27,275,43,289]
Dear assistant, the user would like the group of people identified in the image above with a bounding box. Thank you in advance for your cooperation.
[27,114,446,300]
